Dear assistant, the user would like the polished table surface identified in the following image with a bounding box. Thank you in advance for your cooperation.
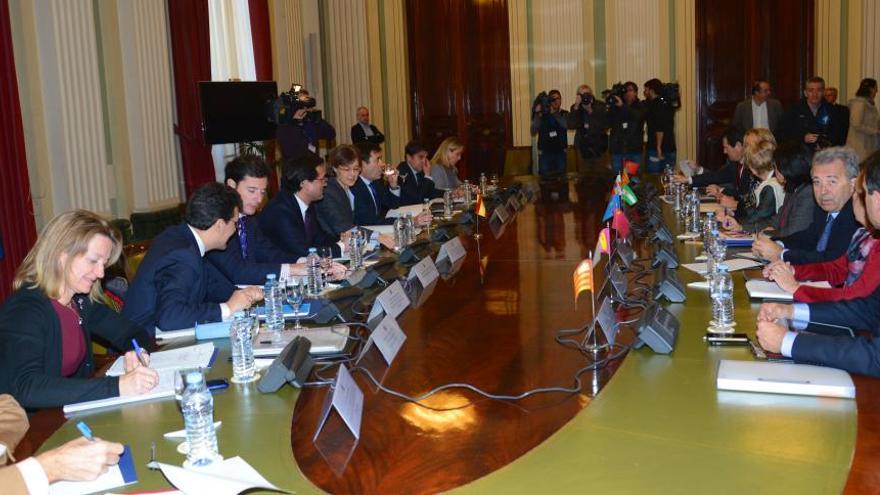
[31,175,874,493]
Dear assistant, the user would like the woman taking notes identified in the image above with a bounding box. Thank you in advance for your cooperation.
[0,210,158,410]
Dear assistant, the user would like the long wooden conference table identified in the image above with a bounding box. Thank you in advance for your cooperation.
[21,174,880,493]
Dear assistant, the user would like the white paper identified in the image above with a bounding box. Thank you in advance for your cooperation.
[385,204,427,219]
[164,422,222,439]
[437,237,466,265]
[676,232,700,240]
[63,369,177,414]
[376,280,410,319]
[408,256,440,287]
[155,327,196,341]
[745,279,832,300]
[363,224,395,235]
[328,365,364,439]
[699,202,720,213]
[716,360,855,399]
[107,343,215,377]
[681,258,762,275]
[370,315,407,364]
[157,457,283,495]
[49,463,132,495]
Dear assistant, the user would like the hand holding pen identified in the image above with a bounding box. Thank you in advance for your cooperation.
[118,338,159,396]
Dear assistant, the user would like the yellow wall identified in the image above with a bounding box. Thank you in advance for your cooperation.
[816,0,880,103]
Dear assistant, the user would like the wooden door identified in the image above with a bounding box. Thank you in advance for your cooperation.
[406,0,512,179]
[696,0,813,169]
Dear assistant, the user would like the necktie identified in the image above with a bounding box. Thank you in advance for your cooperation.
[816,214,834,251]
[304,205,316,245]
[368,181,380,214]
[237,216,248,260]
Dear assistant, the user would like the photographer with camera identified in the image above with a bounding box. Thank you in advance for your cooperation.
[605,81,644,174]
[531,89,569,177]
[276,86,337,161]
[780,76,847,155]
[644,78,679,174]
[566,85,609,173]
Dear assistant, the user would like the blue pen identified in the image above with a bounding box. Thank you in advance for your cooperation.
[131,338,148,367]
[76,421,94,441]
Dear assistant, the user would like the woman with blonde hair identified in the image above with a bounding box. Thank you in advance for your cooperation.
[430,137,465,191]
[719,128,784,231]
[0,210,158,410]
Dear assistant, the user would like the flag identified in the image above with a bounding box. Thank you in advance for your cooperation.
[479,255,488,277]
[602,194,620,222]
[573,258,594,303]
[620,170,630,187]
[624,159,640,176]
[592,227,611,267]
[621,184,638,206]
[612,208,630,238]
[475,192,487,217]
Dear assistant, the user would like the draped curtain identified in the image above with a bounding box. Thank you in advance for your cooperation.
[168,0,215,197]
[0,0,38,301]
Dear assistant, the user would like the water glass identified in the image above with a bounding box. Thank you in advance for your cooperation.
[286,280,305,330]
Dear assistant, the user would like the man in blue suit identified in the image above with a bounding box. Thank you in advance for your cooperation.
[206,155,309,285]
[752,147,860,265]
[397,141,443,206]
[123,183,263,333]
[352,141,400,225]
[755,150,880,377]
[258,153,341,259]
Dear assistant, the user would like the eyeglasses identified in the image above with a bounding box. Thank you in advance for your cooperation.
[337,166,361,174]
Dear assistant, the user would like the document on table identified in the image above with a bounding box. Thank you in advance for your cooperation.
[63,369,177,414]
[49,445,137,495]
[385,204,427,218]
[106,343,216,376]
[745,279,832,300]
[716,360,855,399]
[699,202,720,213]
[681,258,762,274]
[157,457,285,495]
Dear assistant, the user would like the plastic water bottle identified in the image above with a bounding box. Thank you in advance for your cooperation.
[687,188,701,233]
[263,274,284,335]
[479,172,488,195]
[672,183,683,212]
[306,248,323,296]
[230,311,257,383]
[709,264,735,333]
[702,211,718,247]
[443,190,454,218]
[662,165,674,196]
[405,213,415,243]
[463,179,473,205]
[349,228,363,270]
[181,370,220,467]
[393,217,407,251]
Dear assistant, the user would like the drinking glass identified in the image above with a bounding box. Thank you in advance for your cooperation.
[317,246,333,286]
[286,280,305,330]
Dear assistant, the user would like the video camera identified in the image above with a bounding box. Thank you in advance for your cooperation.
[533,91,552,116]
[657,82,681,109]
[602,82,627,106]
[274,84,322,125]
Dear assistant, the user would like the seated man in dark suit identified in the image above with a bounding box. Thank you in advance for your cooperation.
[779,76,848,154]
[258,153,341,259]
[207,155,316,286]
[752,146,860,265]
[350,106,384,144]
[352,142,434,227]
[397,141,443,206]
[123,183,263,332]
[673,128,756,209]
[755,151,880,376]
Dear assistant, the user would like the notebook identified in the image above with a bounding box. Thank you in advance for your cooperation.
[106,343,216,377]
[63,369,177,414]
[745,279,832,300]
[716,360,855,399]
[49,445,138,494]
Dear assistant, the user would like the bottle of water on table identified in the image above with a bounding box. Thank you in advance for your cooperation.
[709,264,735,334]
[263,273,284,338]
[306,247,323,297]
[181,370,221,467]
[230,311,257,383]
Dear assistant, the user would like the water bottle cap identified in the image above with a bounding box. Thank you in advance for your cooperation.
[707,211,715,217]
[718,264,729,272]
[711,229,719,235]
[233,311,245,318]
[185,371,203,383]
[266,273,276,280]
[308,247,317,253]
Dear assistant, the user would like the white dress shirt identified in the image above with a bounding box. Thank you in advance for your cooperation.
[752,99,769,130]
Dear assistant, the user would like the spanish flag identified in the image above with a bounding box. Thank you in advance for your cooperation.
[475,192,487,217]
[573,258,594,303]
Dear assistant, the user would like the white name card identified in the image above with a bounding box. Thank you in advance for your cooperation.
[437,237,466,265]
[368,280,410,321]
[370,314,407,364]
[314,364,364,440]
[408,256,440,287]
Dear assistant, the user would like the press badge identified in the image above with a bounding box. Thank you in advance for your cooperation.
[549,131,558,137]
[622,122,628,129]
[584,123,590,129]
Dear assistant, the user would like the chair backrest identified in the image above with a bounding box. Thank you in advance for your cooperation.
[129,204,184,242]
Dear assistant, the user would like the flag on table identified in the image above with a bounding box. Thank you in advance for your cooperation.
[475,192,487,217]
[573,258,594,303]
[602,194,621,222]
[621,184,638,206]
[479,255,488,277]
[620,170,630,187]
[624,159,640,176]
[612,208,630,238]
[592,227,611,267]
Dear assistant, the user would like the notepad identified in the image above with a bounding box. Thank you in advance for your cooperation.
[106,343,216,377]
[49,445,138,495]
[681,258,763,274]
[745,279,832,300]
[385,204,428,218]
[157,456,282,495]
[63,369,178,414]
[716,360,855,398]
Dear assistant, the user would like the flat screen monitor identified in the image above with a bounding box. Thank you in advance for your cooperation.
[199,81,278,144]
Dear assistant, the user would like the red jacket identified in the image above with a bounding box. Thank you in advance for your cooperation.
[793,232,880,302]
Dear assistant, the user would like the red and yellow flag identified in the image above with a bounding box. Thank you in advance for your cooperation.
[573,258,594,303]
[597,227,611,255]
[475,192,487,217]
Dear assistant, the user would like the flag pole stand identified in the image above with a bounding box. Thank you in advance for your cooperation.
[582,250,607,357]
[473,213,482,240]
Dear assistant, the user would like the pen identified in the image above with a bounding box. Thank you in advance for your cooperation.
[76,421,94,441]
[131,338,148,367]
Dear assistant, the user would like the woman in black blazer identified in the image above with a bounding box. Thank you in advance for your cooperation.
[0,210,158,410]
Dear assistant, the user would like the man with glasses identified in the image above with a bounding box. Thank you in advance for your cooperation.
[258,153,341,259]
[531,89,569,177]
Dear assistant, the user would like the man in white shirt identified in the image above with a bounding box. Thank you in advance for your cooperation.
[732,79,783,136]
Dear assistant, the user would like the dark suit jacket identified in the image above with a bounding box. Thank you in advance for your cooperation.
[123,224,235,332]
[316,178,355,235]
[691,160,756,200]
[792,284,880,376]
[258,190,340,259]
[206,215,300,286]
[397,162,443,206]
[352,176,400,226]
[776,197,858,265]
[769,183,815,238]
[0,288,151,409]
[780,99,848,151]
[350,123,385,144]
[731,98,783,135]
